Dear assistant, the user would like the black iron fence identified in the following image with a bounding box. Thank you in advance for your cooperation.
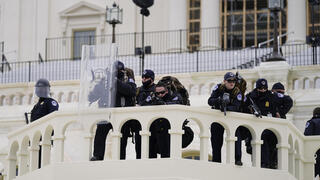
[1,43,319,84]
[45,27,221,60]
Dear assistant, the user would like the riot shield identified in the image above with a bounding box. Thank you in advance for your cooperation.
[79,44,118,112]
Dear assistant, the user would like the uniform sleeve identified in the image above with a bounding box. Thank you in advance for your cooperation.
[166,94,183,105]
[208,85,221,108]
[280,95,293,115]
[304,120,314,136]
[117,79,137,97]
[48,100,59,113]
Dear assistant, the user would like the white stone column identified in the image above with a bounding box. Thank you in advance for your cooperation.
[252,140,263,167]
[277,143,289,171]
[52,135,65,163]
[140,131,150,159]
[200,135,210,161]
[169,129,184,159]
[225,136,237,164]
[17,151,29,175]
[41,142,51,167]
[111,131,121,160]
[29,146,39,171]
[287,0,306,44]
[288,149,295,175]
[7,156,17,180]
[256,61,290,89]
[201,0,220,49]
[168,0,187,51]
[295,154,304,180]
[303,160,315,180]
[82,133,93,161]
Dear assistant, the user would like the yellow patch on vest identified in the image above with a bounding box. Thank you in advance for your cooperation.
[265,101,269,107]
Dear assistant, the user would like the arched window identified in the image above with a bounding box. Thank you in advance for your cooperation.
[220,0,288,49]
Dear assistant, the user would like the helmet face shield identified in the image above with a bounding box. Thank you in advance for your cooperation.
[35,86,50,98]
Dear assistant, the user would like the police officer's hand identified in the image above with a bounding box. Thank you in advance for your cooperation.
[275,112,281,118]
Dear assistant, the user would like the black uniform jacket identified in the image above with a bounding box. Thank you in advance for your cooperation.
[30,97,59,122]
[116,78,137,107]
[136,84,156,106]
[208,84,242,112]
[245,89,278,117]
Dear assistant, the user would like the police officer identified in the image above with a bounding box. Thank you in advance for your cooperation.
[136,69,155,106]
[304,107,320,179]
[271,82,293,119]
[91,61,137,161]
[30,78,59,168]
[30,78,59,122]
[246,78,279,168]
[148,82,183,158]
[208,72,243,165]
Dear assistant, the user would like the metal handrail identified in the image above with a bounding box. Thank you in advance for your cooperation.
[258,31,294,49]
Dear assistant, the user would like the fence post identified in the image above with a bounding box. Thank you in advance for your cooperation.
[28,61,31,82]
[255,46,258,66]
[196,50,199,72]
[180,29,182,53]
[134,32,137,54]
[45,38,47,61]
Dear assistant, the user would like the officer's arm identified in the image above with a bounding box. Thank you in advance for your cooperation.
[166,94,183,105]
[208,88,221,108]
[304,120,314,136]
[48,100,59,113]
[280,96,293,115]
[117,79,137,97]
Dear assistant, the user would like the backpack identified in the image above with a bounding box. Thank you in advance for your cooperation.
[158,76,190,106]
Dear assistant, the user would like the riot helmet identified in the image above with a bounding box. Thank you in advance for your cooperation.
[114,61,125,79]
[313,107,320,118]
[35,78,50,98]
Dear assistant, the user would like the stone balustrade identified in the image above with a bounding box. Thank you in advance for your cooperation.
[3,105,320,180]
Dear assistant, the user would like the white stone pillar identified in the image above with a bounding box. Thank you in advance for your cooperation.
[256,61,290,89]
[200,135,210,161]
[287,0,306,44]
[303,160,314,180]
[82,133,93,161]
[277,143,289,171]
[225,136,237,164]
[201,0,220,49]
[111,131,121,160]
[288,149,295,175]
[169,129,184,159]
[17,151,29,175]
[295,154,304,180]
[29,146,39,171]
[52,135,65,163]
[168,0,187,51]
[41,142,51,167]
[140,131,150,159]
[7,156,17,180]
[252,140,263,167]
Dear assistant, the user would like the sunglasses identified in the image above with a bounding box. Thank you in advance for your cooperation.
[155,91,166,96]
[227,79,236,83]
[258,87,267,90]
